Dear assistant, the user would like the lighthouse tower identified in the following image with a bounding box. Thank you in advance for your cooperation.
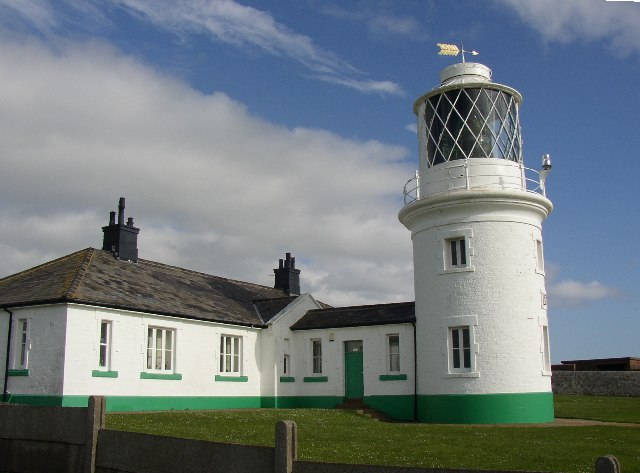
[398,61,554,423]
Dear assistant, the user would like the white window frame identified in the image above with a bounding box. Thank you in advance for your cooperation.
[541,324,551,375]
[16,319,29,369]
[440,228,474,273]
[387,334,400,373]
[146,327,175,373]
[219,335,242,375]
[98,320,113,370]
[443,315,479,378]
[283,353,290,375]
[311,339,322,374]
[535,238,545,275]
[449,326,472,372]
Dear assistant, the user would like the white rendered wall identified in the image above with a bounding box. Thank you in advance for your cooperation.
[263,294,324,399]
[4,305,67,396]
[402,189,551,397]
[290,324,415,399]
[62,304,262,398]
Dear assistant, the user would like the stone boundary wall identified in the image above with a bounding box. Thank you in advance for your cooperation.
[0,397,623,473]
[552,371,640,396]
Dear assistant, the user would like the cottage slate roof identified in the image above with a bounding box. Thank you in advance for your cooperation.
[0,248,293,326]
[253,296,300,324]
[290,301,415,330]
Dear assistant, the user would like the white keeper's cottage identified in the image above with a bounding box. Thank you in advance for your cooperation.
[0,60,553,424]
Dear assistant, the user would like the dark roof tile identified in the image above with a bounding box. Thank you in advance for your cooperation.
[290,301,415,330]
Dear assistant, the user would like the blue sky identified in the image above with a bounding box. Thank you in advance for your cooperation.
[0,0,638,363]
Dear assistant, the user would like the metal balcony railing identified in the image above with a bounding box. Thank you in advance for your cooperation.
[402,161,548,205]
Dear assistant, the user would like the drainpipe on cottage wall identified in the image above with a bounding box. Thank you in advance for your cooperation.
[3,308,13,402]
[412,321,417,421]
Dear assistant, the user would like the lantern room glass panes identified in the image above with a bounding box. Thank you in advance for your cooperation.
[424,87,521,166]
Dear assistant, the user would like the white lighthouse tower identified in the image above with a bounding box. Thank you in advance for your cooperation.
[398,57,554,423]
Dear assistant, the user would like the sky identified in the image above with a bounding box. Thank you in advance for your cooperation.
[0,0,638,363]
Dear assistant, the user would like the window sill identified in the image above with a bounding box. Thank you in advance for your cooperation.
[303,376,328,383]
[443,371,480,378]
[439,266,475,275]
[7,369,29,377]
[215,375,248,382]
[280,376,295,383]
[140,372,182,380]
[379,374,407,381]
[92,370,119,378]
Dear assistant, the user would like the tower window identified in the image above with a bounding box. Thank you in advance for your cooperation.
[535,239,544,273]
[449,238,467,267]
[450,327,471,371]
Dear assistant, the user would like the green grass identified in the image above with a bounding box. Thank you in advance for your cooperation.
[554,395,640,423]
[106,396,640,473]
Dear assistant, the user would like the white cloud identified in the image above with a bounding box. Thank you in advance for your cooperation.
[548,278,623,309]
[111,0,404,96]
[321,4,423,40]
[0,0,56,32]
[0,38,413,306]
[497,0,640,56]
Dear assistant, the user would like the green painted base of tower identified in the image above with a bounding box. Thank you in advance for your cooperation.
[417,392,554,424]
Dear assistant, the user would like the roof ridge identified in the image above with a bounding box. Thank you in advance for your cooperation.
[65,248,96,299]
[138,257,283,293]
[309,301,414,312]
[0,248,93,285]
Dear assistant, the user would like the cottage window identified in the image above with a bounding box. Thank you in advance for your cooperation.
[146,327,175,372]
[311,339,322,374]
[220,335,241,374]
[17,319,29,369]
[98,321,112,370]
[388,334,400,372]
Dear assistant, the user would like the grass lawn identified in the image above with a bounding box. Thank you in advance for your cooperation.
[554,395,640,423]
[106,396,640,473]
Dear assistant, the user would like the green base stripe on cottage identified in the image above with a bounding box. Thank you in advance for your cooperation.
[417,392,554,424]
[4,394,63,406]
[7,369,29,376]
[59,395,263,411]
[261,396,298,408]
[293,396,343,409]
[364,395,415,421]
[140,372,182,380]
[92,370,119,378]
[215,375,248,382]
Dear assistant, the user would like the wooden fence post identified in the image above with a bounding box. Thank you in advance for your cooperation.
[274,420,297,473]
[596,455,621,473]
[84,396,106,473]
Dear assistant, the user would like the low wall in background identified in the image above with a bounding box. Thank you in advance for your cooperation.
[552,371,640,396]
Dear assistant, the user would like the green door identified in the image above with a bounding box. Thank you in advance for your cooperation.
[345,341,364,399]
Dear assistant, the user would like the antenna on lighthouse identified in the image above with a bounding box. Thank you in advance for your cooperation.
[437,42,479,63]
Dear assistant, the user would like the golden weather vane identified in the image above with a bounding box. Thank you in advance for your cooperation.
[437,42,479,63]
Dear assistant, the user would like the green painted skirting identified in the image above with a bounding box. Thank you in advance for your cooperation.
[261,396,298,408]
[215,375,248,382]
[7,369,29,376]
[279,376,295,383]
[140,372,182,380]
[4,394,63,406]
[417,392,554,424]
[364,395,415,421]
[61,395,263,411]
[303,376,328,383]
[92,370,119,378]
[379,374,407,381]
[293,396,343,409]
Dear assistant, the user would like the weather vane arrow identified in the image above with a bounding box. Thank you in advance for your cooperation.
[437,43,479,63]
